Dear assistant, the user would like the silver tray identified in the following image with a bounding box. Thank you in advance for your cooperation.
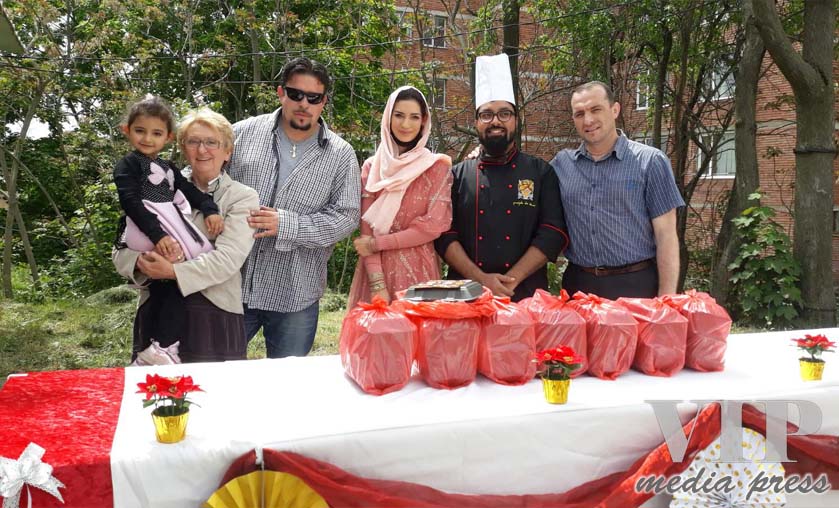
[401,279,484,301]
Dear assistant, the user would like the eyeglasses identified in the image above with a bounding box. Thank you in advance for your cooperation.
[284,86,326,105]
[184,138,222,150]
[477,109,516,123]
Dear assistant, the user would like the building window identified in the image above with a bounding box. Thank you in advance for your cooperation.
[635,134,670,153]
[698,131,735,178]
[396,9,412,41]
[834,207,839,234]
[421,15,446,48]
[703,62,735,100]
[636,72,650,110]
[429,78,446,108]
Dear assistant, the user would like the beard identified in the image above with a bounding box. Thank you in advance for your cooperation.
[289,118,312,131]
[478,128,514,157]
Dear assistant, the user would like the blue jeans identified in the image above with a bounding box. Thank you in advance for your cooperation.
[243,301,319,358]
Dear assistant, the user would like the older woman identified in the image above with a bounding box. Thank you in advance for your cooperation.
[114,108,259,363]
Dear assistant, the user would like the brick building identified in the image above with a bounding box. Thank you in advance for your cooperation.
[389,1,838,282]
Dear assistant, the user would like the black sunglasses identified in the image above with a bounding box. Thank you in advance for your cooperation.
[284,86,326,105]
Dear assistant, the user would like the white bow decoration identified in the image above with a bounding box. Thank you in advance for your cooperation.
[0,443,64,508]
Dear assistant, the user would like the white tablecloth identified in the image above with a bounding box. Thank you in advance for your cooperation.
[110,328,839,507]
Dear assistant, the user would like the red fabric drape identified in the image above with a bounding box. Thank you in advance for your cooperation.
[0,368,124,508]
[219,403,839,508]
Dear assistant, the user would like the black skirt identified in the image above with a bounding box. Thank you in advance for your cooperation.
[133,289,246,363]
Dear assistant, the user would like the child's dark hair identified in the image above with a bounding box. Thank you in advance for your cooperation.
[124,95,176,133]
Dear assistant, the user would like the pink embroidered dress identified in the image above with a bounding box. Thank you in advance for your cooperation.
[347,87,453,308]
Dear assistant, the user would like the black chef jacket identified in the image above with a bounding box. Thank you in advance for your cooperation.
[435,149,569,301]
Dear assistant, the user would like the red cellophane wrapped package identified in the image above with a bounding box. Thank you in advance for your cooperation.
[339,297,417,395]
[617,297,688,377]
[478,297,536,385]
[668,290,731,372]
[568,292,638,380]
[520,289,587,377]
[393,288,496,389]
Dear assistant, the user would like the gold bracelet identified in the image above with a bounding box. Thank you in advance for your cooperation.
[369,281,386,292]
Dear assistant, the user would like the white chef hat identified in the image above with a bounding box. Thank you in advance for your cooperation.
[475,53,516,110]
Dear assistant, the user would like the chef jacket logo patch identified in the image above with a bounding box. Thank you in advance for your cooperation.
[517,179,535,201]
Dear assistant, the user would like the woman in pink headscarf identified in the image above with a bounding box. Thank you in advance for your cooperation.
[347,86,453,307]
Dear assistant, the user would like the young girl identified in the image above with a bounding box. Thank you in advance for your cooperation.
[114,95,222,356]
[114,95,222,262]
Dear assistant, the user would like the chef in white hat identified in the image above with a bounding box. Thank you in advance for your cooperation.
[434,53,569,301]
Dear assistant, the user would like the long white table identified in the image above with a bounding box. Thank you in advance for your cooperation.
[105,328,839,507]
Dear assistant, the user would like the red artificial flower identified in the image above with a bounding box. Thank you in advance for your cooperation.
[136,374,164,400]
[791,334,836,361]
[137,373,204,415]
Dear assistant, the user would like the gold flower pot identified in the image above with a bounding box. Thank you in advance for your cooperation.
[799,359,825,382]
[152,410,189,443]
[542,378,570,404]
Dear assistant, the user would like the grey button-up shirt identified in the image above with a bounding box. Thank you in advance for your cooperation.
[229,109,361,312]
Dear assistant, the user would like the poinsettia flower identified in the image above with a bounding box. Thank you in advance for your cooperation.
[138,373,204,414]
[792,334,836,362]
[136,374,165,400]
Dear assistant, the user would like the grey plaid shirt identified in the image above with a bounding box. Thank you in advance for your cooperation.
[229,109,361,313]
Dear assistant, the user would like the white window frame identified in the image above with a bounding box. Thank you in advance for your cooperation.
[704,62,735,101]
[394,7,413,41]
[421,14,446,48]
[698,130,735,179]
[636,72,651,111]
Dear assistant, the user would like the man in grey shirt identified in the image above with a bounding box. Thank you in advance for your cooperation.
[228,57,361,358]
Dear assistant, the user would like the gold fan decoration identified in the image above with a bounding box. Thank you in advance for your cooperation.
[203,471,328,508]
[670,428,786,507]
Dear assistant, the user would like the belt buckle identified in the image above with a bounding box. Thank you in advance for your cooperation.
[594,266,607,277]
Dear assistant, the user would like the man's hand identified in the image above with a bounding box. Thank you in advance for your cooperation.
[137,251,177,280]
[478,273,515,298]
[465,146,480,160]
[353,235,377,257]
[248,206,279,238]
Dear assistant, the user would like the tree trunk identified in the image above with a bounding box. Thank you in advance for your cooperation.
[752,0,836,326]
[710,3,764,307]
[651,29,672,150]
[502,0,521,148]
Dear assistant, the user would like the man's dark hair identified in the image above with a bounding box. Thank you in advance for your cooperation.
[572,81,615,104]
[278,57,331,94]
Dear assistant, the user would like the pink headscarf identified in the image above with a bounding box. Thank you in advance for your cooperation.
[362,86,451,235]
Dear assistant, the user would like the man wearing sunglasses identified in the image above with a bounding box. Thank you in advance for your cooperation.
[228,57,361,358]
[435,54,568,301]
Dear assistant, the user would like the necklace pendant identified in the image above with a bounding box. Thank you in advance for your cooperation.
[291,144,297,158]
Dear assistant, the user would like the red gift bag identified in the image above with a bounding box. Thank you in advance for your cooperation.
[618,297,688,377]
[520,289,587,377]
[568,292,638,380]
[668,290,731,372]
[339,298,417,395]
[393,288,496,389]
[478,297,536,385]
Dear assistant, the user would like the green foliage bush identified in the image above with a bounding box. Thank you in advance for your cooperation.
[727,192,802,328]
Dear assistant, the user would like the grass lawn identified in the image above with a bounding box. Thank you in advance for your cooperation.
[0,287,345,388]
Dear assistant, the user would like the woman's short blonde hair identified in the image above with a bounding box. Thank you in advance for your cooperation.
[177,108,235,151]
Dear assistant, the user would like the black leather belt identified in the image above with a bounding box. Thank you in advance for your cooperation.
[576,258,655,277]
